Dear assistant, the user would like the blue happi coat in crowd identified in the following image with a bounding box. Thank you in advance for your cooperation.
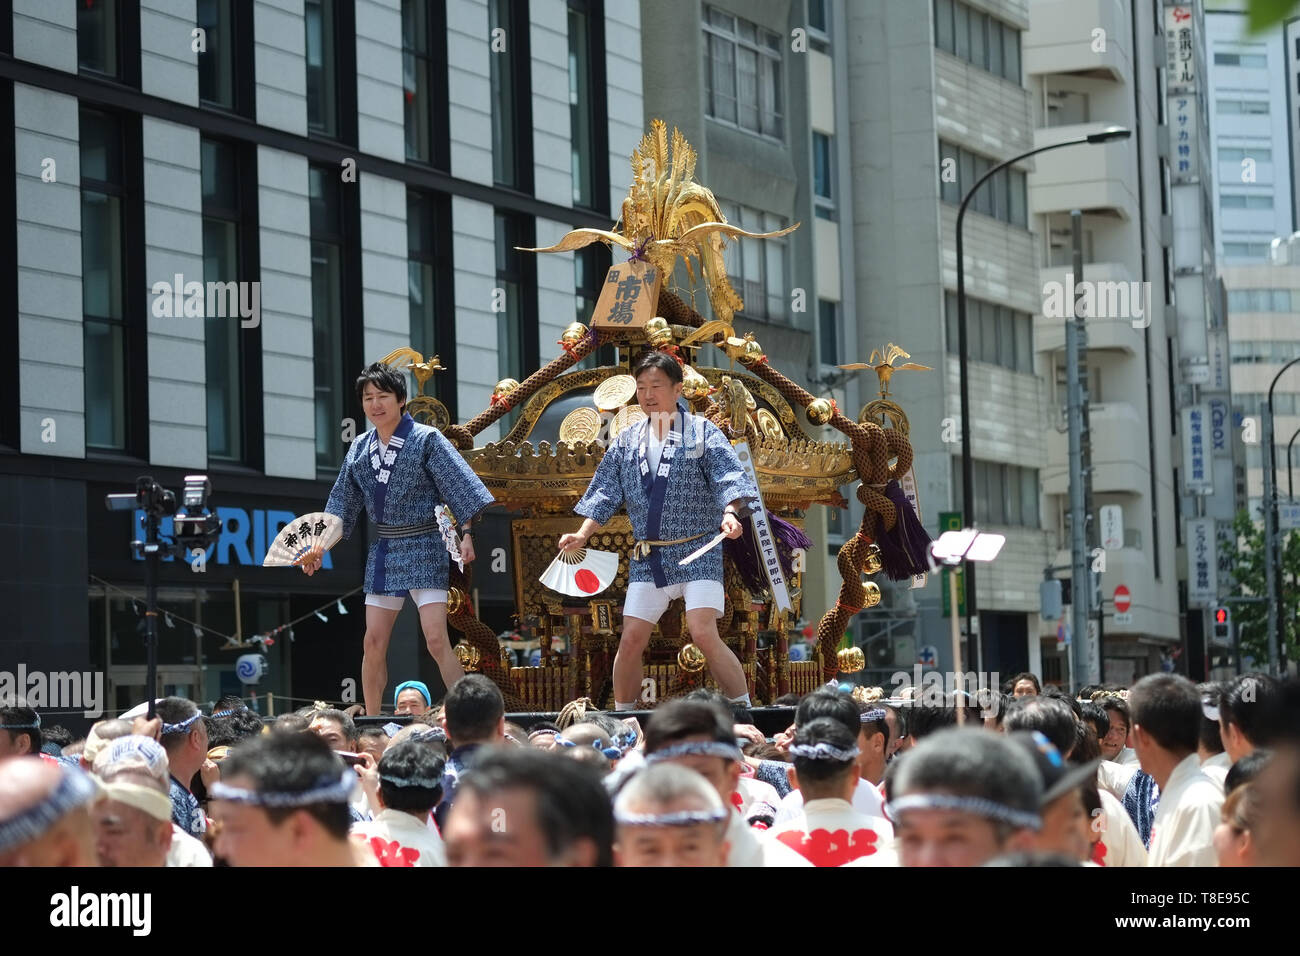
[574,398,759,587]
[325,413,495,594]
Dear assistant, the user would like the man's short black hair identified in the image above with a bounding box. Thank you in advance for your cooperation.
[1129,674,1200,755]
[905,703,958,741]
[354,362,407,408]
[631,349,684,385]
[1197,682,1224,755]
[459,748,614,866]
[644,699,733,751]
[1224,749,1272,794]
[683,688,751,724]
[444,675,505,745]
[221,731,352,839]
[206,708,267,748]
[274,713,311,733]
[41,725,75,748]
[310,708,358,745]
[1219,673,1283,748]
[1040,685,1082,720]
[1079,702,1110,740]
[357,725,389,744]
[791,717,859,786]
[1002,696,1077,756]
[156,697,203,752]
[1096,695,1130,728]
[795,688,860,740]
[1007,672,1042,694]
[0,705,41,754]
[378,739,445,813]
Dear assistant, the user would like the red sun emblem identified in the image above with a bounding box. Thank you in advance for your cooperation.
[776,827,879,867]
[369,837,421,867]
[575,568,601,593]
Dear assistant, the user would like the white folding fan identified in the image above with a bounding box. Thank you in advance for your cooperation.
[263,512,343,567]
[539,548,619,597]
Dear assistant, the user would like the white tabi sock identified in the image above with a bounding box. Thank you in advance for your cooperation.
[614,701,636,712]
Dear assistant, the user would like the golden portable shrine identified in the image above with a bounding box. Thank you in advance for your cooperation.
[384,121,932,713]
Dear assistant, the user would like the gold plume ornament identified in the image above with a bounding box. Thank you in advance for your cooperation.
[378,348,449,430]
[454,642,482,672]
[519,119,799,325]
[841,343,931,436]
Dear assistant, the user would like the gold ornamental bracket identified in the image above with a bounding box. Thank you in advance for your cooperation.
[378,347,451,431]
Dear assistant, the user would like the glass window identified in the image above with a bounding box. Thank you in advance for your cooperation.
[935,0,954,53]
[1016,314,1033,372]
[1021,468,1039,527]
[970,10,986,69]
[490,0,529,186]
[401,0,447,167]
[81,108,131,452]
[310,165,345,470]
[1003,24,1020,83]
[988,16,1003,76]
[201,137,245,462]
[1009,169,1027,226]
[972,154,990,215]
[940,141,960,204]
[198,0,236,108]
[407,190,440,364]
[79,0,119,76]
[813,131,833,201]
[819,299,839,366]
[809,0,829,35]
[494,212,526,387]
[954,2,969,59]
[980,301,998,364]
[998,307,1016,368]
[305,0,339,137]
[945,291,958,355]
[569,2,598,208]
[703,7,784,140]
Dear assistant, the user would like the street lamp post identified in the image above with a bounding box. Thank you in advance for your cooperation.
[1263,356,1300,676]
[954,126,1131,672]
[1287,425,1300,501]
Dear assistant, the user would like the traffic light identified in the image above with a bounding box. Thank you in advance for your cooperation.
[1212,606,1231,643]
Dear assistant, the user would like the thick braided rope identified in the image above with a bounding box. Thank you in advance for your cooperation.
[443,328,604,449]
[444,600,526,712]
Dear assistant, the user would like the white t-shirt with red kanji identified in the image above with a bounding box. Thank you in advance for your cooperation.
[766,797,891,867]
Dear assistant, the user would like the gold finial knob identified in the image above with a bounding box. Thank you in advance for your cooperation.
[677,643,707,673]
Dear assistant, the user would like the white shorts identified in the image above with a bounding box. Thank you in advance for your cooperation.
[623,580,725,623]
[365,588,448,611]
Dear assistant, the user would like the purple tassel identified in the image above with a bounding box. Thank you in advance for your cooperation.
[723,513,816,596]
[875,480,933,581]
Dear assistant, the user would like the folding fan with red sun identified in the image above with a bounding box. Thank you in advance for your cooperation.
[538,548,619,597]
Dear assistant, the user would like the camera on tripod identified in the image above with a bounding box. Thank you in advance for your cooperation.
[105,475,221,558]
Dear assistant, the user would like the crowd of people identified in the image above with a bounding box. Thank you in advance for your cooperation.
[1,668,1297,867]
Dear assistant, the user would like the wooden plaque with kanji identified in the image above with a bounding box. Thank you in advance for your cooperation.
[590,260,662,330]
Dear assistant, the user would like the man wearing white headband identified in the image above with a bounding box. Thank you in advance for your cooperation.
[615,762,730,867]
[209,731,365,867]
[155,697,211,838]
[887,727,1042,867]
[768,717,891,866]
[643,700,808,868]
[0,757,99,866]
[91,736,212,867]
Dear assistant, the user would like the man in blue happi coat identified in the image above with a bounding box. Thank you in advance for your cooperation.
[303,363,495,715]
[559,351,760,712]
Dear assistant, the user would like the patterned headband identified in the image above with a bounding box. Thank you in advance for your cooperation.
[0,711,40,730]
[554,736,622,760]
[96,736,169,777]
[209,771,354,807]
[99,780,174,823]
[860,709,888,723]
[161,712,203,736]
[378,773,443,790]
[210,708,243,719]
[788,742,860,763]
[644,741,743,764]
[614,806,729,827]
[886,793,1041,832]
[0,766,99,853]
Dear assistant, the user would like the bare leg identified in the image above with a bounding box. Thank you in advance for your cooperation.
[362,605,401,715]
[614,616,655,705]
[686,607,748,699]
[417,602,465,692]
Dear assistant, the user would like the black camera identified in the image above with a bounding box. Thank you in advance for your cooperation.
[105,475,221,558]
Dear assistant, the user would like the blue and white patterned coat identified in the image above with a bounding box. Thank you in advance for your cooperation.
[325,414,495,594]
[574,400,759,586]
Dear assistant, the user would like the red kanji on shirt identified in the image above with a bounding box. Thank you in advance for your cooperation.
[1091,839,1108,866]
[369,837,421,867]
[776,827,878,866]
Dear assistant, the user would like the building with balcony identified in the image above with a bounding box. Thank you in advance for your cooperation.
[1024,0,1185,683]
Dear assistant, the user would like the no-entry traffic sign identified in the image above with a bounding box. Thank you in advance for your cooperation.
[1114,585,1131,614]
